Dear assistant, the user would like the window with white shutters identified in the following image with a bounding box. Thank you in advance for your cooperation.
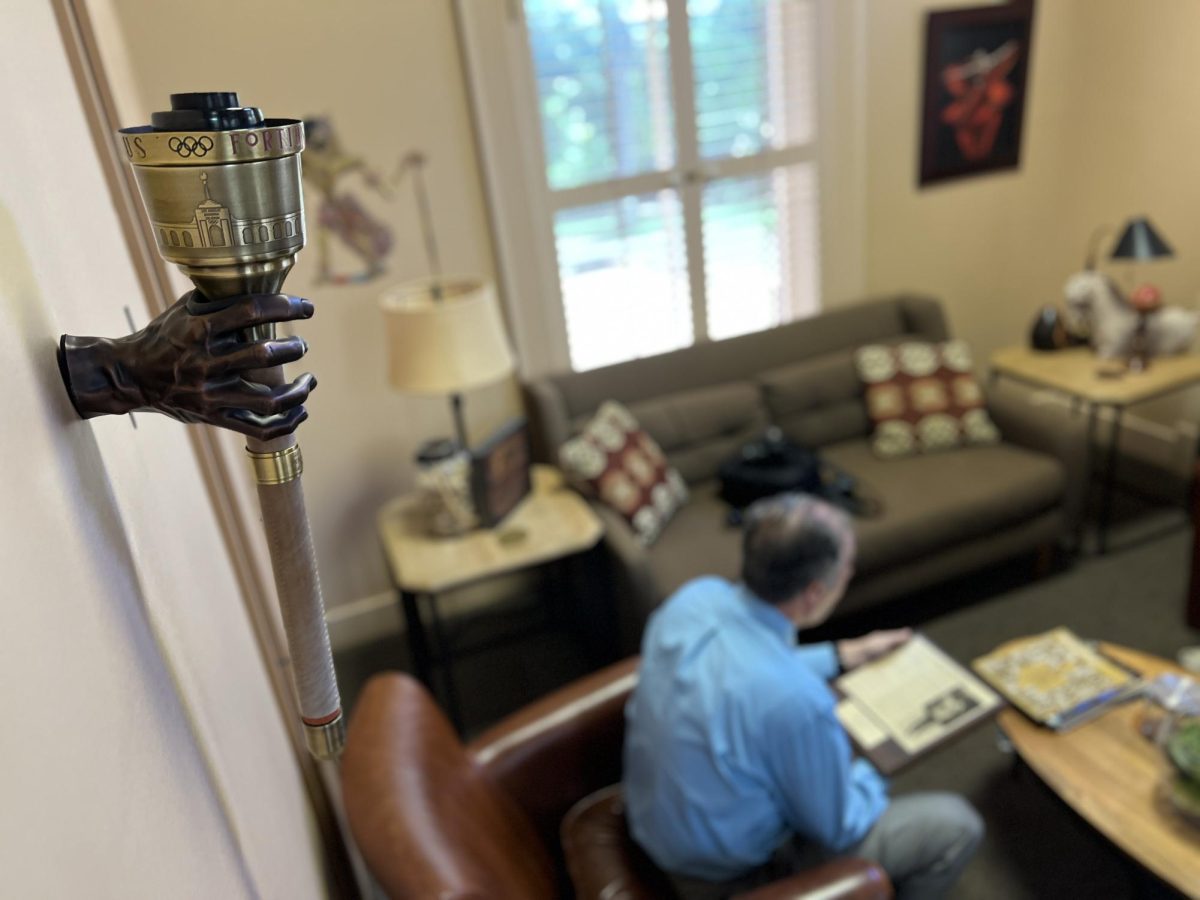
[523,0,821,371]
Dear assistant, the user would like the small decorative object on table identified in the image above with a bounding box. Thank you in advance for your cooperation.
[471,417,532,528]
[1127,283,1163,372]
[1165,717,1200,826]
[414,438,478,536]
[1029,305,1087,351]
[1064,216,1197,363]
[1137,673,1200,745]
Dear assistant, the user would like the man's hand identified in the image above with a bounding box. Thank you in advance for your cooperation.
[59,291,316,441]
[837,628,913,672]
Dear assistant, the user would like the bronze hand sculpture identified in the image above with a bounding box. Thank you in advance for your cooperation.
[59,291,316,440]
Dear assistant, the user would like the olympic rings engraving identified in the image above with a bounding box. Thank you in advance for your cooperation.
[168,136,214,158]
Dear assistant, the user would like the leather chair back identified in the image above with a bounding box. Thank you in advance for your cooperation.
[342,673,558,900]
[469,659,637,859]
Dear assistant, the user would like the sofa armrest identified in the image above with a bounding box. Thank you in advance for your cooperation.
[468,657,639,857]
[524,378,573,464]
[592,502,661,652]
[987,378,1089,535]
[732,859,893,900]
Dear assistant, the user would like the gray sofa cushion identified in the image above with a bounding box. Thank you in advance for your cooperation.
[821,439,1065,576]
[589,382,769,485]
[759,351,871,448]
[644,437,1065,600]
[646,481,742,598]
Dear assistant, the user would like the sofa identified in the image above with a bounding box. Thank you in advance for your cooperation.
[526,295,1087,650]
[341,657,892,899]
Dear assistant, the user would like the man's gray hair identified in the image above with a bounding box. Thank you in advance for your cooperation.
[740,494,855,605]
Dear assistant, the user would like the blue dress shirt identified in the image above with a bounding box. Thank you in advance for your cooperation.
[623,577,889,881]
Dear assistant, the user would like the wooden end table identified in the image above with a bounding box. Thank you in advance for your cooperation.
[376,464,604,729]
[998,644,1200,896]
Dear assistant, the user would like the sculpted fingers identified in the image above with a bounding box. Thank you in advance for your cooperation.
[220,405,309,440]
[207,294,314,336]
[210,336,308,374]
[215,372,317,416]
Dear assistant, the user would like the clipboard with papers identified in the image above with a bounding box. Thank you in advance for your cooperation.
[832,633,1004,775]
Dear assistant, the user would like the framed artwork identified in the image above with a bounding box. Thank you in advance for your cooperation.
[471,416,532,528]
[919,2,1035,186]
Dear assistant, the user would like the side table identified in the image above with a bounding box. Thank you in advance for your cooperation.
[989,346,1200,556]
[376,464,605,729]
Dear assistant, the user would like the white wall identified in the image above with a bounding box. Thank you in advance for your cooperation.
[0,3,326,896]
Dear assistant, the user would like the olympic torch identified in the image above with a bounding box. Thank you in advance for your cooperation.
[58,92,343,759]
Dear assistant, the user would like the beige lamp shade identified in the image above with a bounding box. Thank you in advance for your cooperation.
[381,277,515,394]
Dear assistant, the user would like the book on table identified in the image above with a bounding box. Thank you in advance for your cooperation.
[833,633,1004,775]
[969,627,1144,732]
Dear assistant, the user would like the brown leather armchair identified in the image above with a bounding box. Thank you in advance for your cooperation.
[341,658,892,900]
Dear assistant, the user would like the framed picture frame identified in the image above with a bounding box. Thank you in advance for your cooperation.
[471,416,532,528]
[919,2,1035,186]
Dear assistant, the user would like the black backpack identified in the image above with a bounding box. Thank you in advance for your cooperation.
[718,428,879,520]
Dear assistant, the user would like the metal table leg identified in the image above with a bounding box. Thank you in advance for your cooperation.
[1097,406,1124,555]
[399,589,433,689]
[1078,403,1099,554]
[1187,461,1200,628]
[426,591,464,733]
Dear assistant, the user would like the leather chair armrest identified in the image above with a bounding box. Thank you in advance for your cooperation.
[986,378,1089,536]
[732,858,893,900]
[468,657,639,857]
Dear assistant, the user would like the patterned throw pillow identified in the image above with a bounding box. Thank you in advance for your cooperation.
[559,401,689,545]
[854,340,1000,458]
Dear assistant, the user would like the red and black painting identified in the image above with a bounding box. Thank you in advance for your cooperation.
[919,2,1035,186]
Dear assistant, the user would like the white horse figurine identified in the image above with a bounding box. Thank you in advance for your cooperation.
[1063,269,1198,359]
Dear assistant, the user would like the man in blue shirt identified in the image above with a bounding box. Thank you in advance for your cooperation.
[624,493,983,899]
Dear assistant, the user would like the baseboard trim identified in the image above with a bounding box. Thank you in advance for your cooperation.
[326,591,403,652]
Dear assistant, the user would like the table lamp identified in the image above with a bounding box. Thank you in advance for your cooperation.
[382,277,514,535]
[381,276,515,450]
[1111,217,1173,263]
[1075,216,1176,369]
[1084,216,1173,272]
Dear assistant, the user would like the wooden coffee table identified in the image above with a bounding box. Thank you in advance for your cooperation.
[998,644,1200,896]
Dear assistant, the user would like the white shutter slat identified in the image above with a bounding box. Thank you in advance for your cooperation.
[703,162,818,341]
[689,0,816,160]
[525,0,677,191]
[554,190,693,371]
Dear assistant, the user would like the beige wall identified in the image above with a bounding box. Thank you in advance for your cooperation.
[98,0,522,610]
[1,2,326,895]
[861,0,1200,419]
